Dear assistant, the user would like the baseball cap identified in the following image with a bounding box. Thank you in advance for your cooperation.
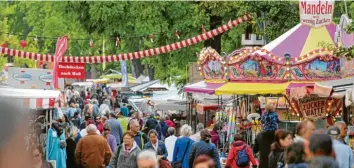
[200,129,212,139]
[327,126,340,136]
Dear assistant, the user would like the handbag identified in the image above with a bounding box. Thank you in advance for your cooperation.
[172,140,191,168]
[160,159,173,168]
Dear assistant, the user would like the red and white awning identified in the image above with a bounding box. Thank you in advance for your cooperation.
[0,87,62,109]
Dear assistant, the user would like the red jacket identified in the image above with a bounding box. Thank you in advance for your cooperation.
[225,141,257,168]
[165,120,176,128]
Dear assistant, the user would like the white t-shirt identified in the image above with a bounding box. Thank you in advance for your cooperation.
[165,135,178,161]
[190,132,201,142]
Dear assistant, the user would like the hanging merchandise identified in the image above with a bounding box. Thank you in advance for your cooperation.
[201,24,206,34]
[1,42,6,48]
[149,34,154,43]
[175,31,180,39]
[89,39,94,48]
[0,14,251,63]
[115,37,120,47]
[20,40,27,48]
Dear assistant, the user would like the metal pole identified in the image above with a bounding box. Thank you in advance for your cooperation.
[344,0,348,16]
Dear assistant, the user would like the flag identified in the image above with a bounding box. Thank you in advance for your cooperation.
[120,60,128,87]
[102,39,106,71]
[53,36,68,89]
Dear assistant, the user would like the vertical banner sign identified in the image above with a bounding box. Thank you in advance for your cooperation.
[53,36,68,89]
[299,0,335,28]
[120,60,128,87]
[298,95,327,120]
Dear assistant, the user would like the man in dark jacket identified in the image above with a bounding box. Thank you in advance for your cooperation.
[188,129,221,168]
[308,134,339,168]
[144,114,158,134]
[253,130,276,168]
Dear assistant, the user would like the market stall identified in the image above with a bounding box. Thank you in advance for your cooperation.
[184,1,354,148]
[0,87,64,154]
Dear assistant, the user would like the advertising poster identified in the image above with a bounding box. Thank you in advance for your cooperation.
[8,67,64,89]
[299,0,335,27]
[57,62,86,79]
[298,95,327,119]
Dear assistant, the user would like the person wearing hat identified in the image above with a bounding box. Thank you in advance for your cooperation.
[188,129,221,168]
[327,126,353,168]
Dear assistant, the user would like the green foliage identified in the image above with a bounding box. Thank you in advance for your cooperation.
[0,1,353,89]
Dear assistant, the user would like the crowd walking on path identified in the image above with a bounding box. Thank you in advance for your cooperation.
[26,88,354,168]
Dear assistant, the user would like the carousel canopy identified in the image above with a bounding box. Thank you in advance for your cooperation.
[257,23,336,58]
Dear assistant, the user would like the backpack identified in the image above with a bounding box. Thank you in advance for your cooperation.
[236,145,249,167]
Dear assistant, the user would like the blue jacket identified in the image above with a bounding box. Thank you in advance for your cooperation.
[188,140,220,168]
[261,111,279,131]
[333,139,353,168]
[173,137,194,168]
[105,119,124,145]
[144,140,168,159]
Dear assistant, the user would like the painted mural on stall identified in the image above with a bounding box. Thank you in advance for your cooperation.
[229,57,281,81]
[303,58,340,78]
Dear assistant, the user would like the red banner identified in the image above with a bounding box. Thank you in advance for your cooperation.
[53,36,68,89]
[57,62,85,79]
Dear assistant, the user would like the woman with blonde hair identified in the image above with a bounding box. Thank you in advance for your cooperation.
[66,126,78,168]
[172,124,195,168]
[260,103,279,131]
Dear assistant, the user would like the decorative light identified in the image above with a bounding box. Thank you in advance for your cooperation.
[272,56,276,59]
[224,67,228,70]
[336,113,339,116]
[326,113,329,116]
[268,54,271,57]
[278,58,281,61]
[295,58,298,61]
[327,108,330,111]
[292,112,295,115]
[286,61,290,65]
[20,40,27,48]
[199,72,203,76]
[297,113,300,116]
[286,67,290,71]
[198,67,201,70]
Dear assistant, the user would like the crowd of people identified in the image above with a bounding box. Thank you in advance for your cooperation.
[29,87,354,168]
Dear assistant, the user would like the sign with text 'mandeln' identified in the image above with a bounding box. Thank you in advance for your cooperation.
[299,0,335,28]
[57,62,85,79]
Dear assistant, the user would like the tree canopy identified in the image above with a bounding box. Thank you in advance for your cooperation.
[0,1,353,88]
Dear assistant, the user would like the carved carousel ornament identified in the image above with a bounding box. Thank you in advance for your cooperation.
[197,47,227,83]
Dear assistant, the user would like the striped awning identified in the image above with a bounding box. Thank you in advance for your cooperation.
[0,87,62,109]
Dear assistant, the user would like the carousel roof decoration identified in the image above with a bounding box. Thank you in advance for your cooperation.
[197,47,227,83]
[250,23,337,63]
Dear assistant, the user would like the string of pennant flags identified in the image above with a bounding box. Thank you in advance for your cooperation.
[0,14,251,64]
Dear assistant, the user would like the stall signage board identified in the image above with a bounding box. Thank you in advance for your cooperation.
[8,67,64,89]
[299,0,335,28]
[298,95,327,119]
[57,62,86,79]
[259,97,288,109]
